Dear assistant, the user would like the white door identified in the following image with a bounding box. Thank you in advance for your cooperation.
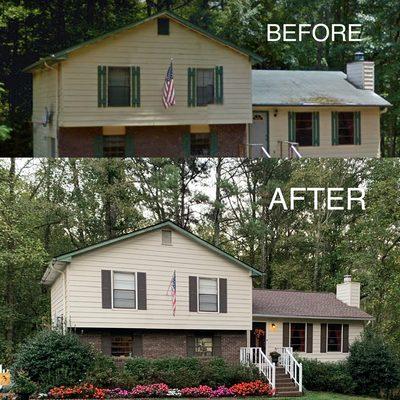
[249,112,269,157]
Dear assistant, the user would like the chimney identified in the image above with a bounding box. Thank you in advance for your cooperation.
[336,275,360,308]
[346,52,375,91]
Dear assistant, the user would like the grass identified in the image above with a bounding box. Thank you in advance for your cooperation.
[279,392,379,400]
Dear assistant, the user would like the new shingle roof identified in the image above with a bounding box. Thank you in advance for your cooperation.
[252,70,391,107]
[253,289,373,321]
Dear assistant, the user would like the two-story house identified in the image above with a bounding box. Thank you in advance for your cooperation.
[42,221,372,376]
[25,11,390,158]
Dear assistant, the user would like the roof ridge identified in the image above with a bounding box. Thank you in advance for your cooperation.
[253,288,335,295]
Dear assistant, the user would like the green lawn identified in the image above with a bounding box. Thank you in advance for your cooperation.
[279,392,379,400]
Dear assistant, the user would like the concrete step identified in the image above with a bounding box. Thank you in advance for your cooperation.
[276,385,298,390]
[275,391,303,397]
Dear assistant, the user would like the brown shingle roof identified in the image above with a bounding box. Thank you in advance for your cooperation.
[253,289,373,321]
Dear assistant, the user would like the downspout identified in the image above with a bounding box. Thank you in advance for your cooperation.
[380,107,388,115]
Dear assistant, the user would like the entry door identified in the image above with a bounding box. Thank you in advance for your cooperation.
[251,322,267,355]
[249,112,269,157]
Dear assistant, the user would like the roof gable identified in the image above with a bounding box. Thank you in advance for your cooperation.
[24,11,262,72]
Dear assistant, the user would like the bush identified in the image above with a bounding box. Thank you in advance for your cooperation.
[85,353,118,388]
[348,330,400,397]
[301,358,355,394]
[48,383,106,399]
[12,330,95,391]
[12,371,37,395]
[230,380,274,396]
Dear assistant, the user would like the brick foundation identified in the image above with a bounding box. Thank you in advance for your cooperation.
[58,124,246,157]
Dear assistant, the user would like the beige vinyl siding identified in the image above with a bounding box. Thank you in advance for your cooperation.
[255,318,364,362]
[63,229,252,330]
[50,273,64,325]
[32,67,59,156]
[252,106,381,158]
[59,18,252,127]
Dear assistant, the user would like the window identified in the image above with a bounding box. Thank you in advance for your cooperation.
[108,67,130,107]
[199,277,218,312]
[338,112,354,145]
[103,135,125,157]
[290,323,306,352]
[111,336,133,356]
[162,229,172,245]
[327,324,342,352]
[295,113,313,146]
[191,133,210,156]
[158,18,170,35]
[195,337,213,357]
[113,272,136,309]
[197,69,215,106]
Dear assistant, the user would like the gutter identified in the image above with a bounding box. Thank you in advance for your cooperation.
[252,313,374,321]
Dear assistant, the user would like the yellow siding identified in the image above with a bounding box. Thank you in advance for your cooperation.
[63,228,253,330]
[252,107,381,157]
[254,317,364,362]
[51,273,64,325]
[59,18,252,127]
[32,67,59,156]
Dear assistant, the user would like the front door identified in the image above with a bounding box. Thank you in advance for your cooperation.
[251,322,266,354]
[249,112,269,157]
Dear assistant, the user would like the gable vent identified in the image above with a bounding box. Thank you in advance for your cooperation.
[158,18,170,35]
[162,229,172,245]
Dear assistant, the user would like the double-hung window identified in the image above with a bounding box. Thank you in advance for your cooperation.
[197,69,215,106]
[295,113,313,146]
[108,67,131,107]
[327,324,342,352]
[113,272,136,309]
[198,277,218,312]
[111,336,133,356]
[338,112,355,145]
[290,323,306,352]
[195,337,213,357]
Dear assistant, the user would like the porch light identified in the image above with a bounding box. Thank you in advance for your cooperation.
[271,323,277,330]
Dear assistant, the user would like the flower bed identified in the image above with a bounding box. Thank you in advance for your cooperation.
[47,380,275,399]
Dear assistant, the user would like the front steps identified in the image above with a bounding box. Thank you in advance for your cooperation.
[274,367,303,397]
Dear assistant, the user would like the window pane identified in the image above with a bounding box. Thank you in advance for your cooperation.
[327,324,342,352]
[191,133,210,156]
[295,113,313,146]
[108,67,130,107]
[290,323,306,352]
[111,336,133,356]
[103,135,125,157]
[114,272,135,290]
[113,289,136,308]
[197,69,214,106]
[338,112,354,145]
[199,278,217,294]
[195,337,213,356]
[199,294,218,311]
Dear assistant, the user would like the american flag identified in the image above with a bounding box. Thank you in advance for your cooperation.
[162,61,176,108]
[167,270,177,316]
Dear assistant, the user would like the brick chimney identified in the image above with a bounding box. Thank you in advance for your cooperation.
[346,52,375,91]
[336,275,360,308]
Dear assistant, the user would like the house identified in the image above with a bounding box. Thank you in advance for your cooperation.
[24,13,390,158]
[42,220,372,372]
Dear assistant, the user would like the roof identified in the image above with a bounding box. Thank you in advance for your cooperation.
[253,289,373,321]
[23,11,263,72]
[252,70,391,107]
[41,220,262,285]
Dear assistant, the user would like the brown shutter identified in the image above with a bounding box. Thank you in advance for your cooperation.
[219,278,227,313]
[101,270,112,309]
[137,272,147,310]
[186,335,195,356]
[320,323,327,353]
[306,323,313,353]
[132,334,143,356]
[101,333,112,355]
[343,324,349,353]
[189,276,198,312]
[213,335,222,357]
[283,323,290,347]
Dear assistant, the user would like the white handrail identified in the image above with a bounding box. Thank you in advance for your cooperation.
[240,347,276,389]
[280,347,302,392]
[248,144,271,158]
[289,144,302,159]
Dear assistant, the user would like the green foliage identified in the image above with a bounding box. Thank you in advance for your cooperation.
[12,330,95,391]
[85,352,118,388]
[348,330,400,396]
[124,357,261,389]
[301,358,355,394]
[12,371,37,395]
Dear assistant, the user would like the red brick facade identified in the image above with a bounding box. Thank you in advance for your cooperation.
[58,125,247,157]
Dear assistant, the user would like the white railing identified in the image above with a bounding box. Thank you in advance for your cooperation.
[248,144,272,158]
[279,347,302,392]
[240,347,276,389]
[278,141,302,159]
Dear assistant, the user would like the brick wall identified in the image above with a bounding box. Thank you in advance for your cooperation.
[142,332,188,358]
[79,333,102,352]
[59,127,101,157]
[221,333,247,364]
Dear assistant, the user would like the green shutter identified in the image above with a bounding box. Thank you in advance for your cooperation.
[188,68,196,107]
[215,66,223,104]
[125,133,135,157]
[332,112,339,145]
[288,112,296,142]
[94,135,104,157]
[354,111,361,145]
[98,66,107,107]
[210,132,218,156]
[130,66,141,107]
[183,133,191,157]
[312,112,320,146]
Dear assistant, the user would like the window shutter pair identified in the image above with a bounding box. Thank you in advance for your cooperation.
[187,67,224,106]
[93,133,135,157]
[332,112,362,145]
[182,133,218,157]
[101,333,143,356]
[282,322,313,353]
[101,270,146,309]
[188,276,227,313]
[288,112,320,146]
[320,323,349,353]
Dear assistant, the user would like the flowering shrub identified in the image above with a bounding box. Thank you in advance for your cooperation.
[132,383,170,397]
[48,383,106,399]
[230,380,274,397]
[180,385,213,398]
[211,385,234,397]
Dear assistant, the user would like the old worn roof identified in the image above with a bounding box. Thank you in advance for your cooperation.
[253,289,373,321]
[252,70,391,107]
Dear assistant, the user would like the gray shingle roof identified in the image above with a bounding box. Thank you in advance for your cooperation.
[252,70,391,107]
[253,289,373,320]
